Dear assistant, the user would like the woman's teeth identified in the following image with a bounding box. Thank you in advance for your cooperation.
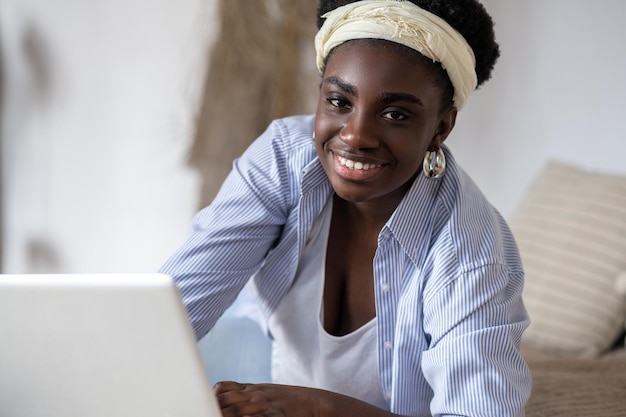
[338,156,381,171]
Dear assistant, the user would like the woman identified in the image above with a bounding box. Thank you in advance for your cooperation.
[160,0,531,416]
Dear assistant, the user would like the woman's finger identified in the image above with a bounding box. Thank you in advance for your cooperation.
[220,399,272,417]
[213,380,247,395]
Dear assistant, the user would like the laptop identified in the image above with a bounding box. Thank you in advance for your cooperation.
[0,273,222,417]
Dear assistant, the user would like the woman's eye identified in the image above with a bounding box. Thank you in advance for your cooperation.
[382,110,408,121]
[327,97,350,109]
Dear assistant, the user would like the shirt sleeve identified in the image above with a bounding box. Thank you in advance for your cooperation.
[159,120,297,340]
[421,263,531,417]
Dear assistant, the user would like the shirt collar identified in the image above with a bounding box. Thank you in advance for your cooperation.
[385,159,446,267]
[301,149,447,267]
[301,157,331,195]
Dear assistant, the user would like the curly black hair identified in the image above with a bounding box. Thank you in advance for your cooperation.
[316,0,500,89]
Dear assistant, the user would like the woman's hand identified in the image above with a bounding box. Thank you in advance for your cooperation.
[214,381,402,417]
[214,381,323,417]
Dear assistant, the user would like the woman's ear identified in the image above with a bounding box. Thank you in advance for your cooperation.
[431,107,458,149]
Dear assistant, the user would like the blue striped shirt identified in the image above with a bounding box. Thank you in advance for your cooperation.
[160,114,531,416]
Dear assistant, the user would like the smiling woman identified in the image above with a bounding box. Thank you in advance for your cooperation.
[314,40,456,207]
[160,1,531,416]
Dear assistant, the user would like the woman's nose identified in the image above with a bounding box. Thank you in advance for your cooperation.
[339,112,379,149]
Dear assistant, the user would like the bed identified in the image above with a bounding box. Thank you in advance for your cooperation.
[510,161,626,417]
[523,346,626,417]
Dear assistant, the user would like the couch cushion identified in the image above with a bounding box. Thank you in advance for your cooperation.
[510,161,626,356]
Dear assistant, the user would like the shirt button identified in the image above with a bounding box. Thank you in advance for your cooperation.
[381,282,390,292]
[384,341,393,350]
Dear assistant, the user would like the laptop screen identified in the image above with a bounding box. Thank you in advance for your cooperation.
[0,273,221,417]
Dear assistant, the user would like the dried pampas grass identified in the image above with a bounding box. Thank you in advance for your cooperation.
[189,0,319,207]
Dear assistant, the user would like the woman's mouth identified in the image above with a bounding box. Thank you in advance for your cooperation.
[337,156,382,171]
[333,154,383,181]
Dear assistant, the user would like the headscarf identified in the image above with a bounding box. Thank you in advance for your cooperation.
[315,0,477,109]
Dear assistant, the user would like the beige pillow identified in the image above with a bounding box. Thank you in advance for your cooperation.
[510,161,626,356]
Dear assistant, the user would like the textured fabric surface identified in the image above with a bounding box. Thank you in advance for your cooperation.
[510,161,626,356]
[523,347,626,417]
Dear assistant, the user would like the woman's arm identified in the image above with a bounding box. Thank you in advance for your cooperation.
[422,264,531,417]
[159,118,310,340]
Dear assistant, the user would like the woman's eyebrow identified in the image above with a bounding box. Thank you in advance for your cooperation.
[324,76,358,97]
[378,92,423,106]
[324,77,423,107]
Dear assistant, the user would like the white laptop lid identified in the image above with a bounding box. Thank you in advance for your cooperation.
[0,273,221,417]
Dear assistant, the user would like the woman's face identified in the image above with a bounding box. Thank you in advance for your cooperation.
[314,41,456,206]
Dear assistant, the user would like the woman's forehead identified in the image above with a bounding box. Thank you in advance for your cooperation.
[322,40,444,104]
[324,39,438,81]
[326,39,434,70]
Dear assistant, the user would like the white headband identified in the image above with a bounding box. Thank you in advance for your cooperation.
[315,0,477,110]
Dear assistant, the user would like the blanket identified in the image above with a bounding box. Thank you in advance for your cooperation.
[523,347,626,417]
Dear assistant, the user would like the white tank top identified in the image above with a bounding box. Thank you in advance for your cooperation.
[268,199,388,410]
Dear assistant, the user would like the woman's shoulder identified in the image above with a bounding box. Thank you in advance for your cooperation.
[435,152,521,270]
[240,114,317,169]
[271,114,316,146]
[438,151,495,216]
[275,113,316,130]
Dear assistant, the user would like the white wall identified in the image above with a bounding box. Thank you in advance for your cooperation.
[451,0,626,218]
[1,0,217,272]
[1,0,625,273]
